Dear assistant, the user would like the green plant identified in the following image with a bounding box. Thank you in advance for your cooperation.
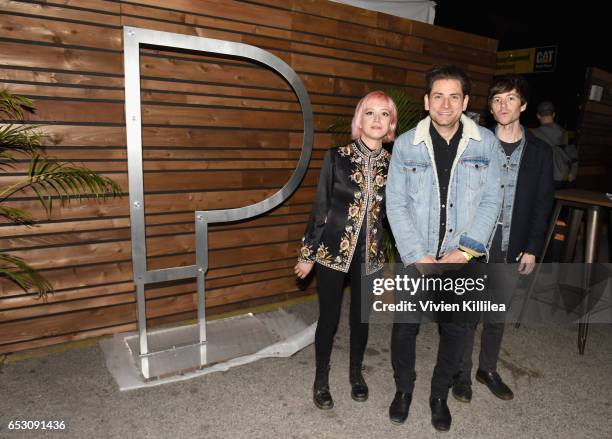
[0,91,122,298]
[327,88,423,264]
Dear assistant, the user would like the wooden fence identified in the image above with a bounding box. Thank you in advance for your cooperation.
[0,0,497,353]
[576,67,612,190]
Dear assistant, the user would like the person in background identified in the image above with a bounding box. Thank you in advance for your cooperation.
[452,75,554,404]
[533,101,577,188]
[295,91,397,410]
[385,65,501,432]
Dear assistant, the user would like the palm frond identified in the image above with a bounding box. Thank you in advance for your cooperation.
[381,226,397,264]
[0,124,43,155]
[327,117,353,148]
[0,252,52,299]
[385,88,424,136]
[0,206,34,225]
[0,91,34,120]
[0,90,122,299]
[0,153,122,213]
[0,151,17,171]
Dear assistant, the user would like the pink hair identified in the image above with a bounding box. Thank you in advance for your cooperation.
[351,91,398,142]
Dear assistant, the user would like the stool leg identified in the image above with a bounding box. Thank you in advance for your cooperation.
[544,201,564,262]
[578,206,601,354]
[563,208,583,263]
[515,200,563,328]
[557,208,583,302]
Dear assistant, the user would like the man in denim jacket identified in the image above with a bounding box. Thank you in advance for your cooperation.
[385,65,502,432]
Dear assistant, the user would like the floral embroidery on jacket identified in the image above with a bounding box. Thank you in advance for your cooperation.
[299,237,315,263]
[297,140,390,275]
[316,243,333,265]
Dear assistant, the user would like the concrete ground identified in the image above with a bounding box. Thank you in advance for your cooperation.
[1,298,611,439]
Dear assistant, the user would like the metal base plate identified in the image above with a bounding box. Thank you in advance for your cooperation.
[100,308,315,390]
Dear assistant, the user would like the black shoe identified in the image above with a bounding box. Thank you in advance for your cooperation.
[313,365,333,410]
[452,371,472,403]
[476,369,514,400]
[349,364,368,402]
[389,391,412,425]
[429,397,451,432]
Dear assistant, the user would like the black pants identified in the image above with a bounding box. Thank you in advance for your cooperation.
[390,262,469,399]
[458,226,512,375]
[457,322,504,375]
[314,254,374,368]
[391,321,468,399]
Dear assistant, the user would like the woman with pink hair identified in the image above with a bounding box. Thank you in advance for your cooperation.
[295,91,398,410]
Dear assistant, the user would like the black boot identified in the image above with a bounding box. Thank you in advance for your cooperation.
[313,364,333,410]
[430,397,452,431]
[389,391,412,424]
[349,363,368,402]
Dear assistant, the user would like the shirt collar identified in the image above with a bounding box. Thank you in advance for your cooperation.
[430,121,463,147]
[413,114,482,146]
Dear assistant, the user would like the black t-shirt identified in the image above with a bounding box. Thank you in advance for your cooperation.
[499,139,521,158]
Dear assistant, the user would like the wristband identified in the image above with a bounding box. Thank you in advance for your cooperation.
[459,250,473,262]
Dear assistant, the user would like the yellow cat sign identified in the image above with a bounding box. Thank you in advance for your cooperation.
[496,45,557,75]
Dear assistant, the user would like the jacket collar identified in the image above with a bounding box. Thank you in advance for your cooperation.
[412,114,482,146]
[355,137,384,158]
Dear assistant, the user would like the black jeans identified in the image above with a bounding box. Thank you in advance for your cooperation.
[458,227,515,375]
[457,322,504,375]
[314,253,375,368]
[391,321,468,399]
[390,264,468,399]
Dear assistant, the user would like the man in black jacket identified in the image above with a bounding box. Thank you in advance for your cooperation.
[452,75,554,403]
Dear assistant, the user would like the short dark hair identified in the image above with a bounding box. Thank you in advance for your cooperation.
[536,101,555,115]
[425,65,472,96]
[488,75,529,107]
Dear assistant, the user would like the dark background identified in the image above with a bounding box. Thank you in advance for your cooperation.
[434,0,607,131]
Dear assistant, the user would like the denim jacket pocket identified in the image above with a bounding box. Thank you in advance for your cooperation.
[403,161,428,195]
[460,157,489,191]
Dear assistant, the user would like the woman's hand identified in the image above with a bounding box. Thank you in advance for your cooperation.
[294,261,315,279]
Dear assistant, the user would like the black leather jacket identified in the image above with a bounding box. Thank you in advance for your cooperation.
[298,139,390,275]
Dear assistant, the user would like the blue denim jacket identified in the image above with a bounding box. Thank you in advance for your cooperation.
[386,115,502,265]
[493,126,526,257]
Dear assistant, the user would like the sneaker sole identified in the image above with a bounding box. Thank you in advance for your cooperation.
[476,375,514,400]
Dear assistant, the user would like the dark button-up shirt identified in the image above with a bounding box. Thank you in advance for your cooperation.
[430,122,462,257]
